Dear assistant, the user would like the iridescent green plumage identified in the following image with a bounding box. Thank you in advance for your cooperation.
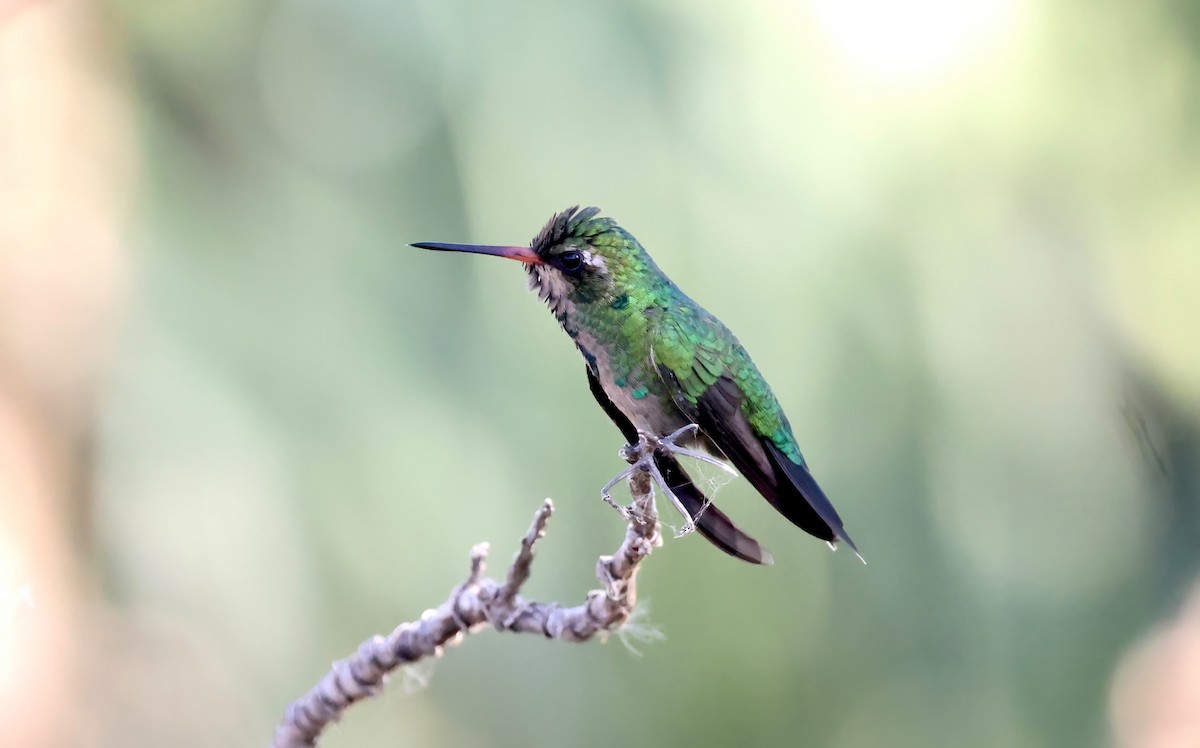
[413,206,858,564]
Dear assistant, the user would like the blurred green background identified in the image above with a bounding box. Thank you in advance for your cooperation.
[2,0,1199,746]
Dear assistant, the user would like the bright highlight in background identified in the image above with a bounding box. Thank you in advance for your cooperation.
[807,0,1023,84]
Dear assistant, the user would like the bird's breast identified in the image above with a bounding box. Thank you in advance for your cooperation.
[575,330,687,436]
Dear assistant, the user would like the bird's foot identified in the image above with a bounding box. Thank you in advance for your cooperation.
[600,448,639,521]
[635,430,697,535]
[599,435,660,524]
[672,520,696,539]
[654,424,738,477]
[601,425,729,535]
[599,486,634,522]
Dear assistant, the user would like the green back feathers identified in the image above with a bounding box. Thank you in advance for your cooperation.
[652,307,805,466]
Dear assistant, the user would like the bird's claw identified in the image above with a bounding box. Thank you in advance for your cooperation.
[599,425,727,535]
[662,423,700,442]
[656,424,738,476]
[600,461,639,520]
[600,488,634,521]
[672,520,697,539]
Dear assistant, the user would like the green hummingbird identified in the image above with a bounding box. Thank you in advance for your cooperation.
[413,206,858,565]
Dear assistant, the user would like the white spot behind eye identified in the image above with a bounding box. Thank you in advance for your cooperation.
[583,251,607,272]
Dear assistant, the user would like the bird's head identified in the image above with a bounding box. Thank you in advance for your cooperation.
[412,206,655,318]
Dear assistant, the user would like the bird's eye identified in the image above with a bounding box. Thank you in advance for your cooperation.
[558,250,585,275]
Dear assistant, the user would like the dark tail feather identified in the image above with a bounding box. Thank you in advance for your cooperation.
[762,442,860,558]
[685,374,860,558]
[656,454,774,565]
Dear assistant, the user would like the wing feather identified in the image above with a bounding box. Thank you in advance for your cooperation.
[651,317,859,553]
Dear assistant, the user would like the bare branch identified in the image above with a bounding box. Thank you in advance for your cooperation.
[272,444,663,748]
[498,498,554,607]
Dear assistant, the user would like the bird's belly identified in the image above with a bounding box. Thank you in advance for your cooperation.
[575,328,690,436]
[599,374,689,436]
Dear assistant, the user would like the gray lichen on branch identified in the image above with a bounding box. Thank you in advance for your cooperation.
[272,439,664,748]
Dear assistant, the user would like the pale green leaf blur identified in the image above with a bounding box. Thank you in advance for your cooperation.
[4,0,1199,746]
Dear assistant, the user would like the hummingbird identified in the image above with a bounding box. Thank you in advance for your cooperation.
[413,207,858,565]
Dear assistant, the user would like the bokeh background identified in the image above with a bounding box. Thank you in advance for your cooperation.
[2,0,1199,746]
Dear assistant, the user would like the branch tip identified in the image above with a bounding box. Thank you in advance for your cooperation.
[274,436,665,747]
